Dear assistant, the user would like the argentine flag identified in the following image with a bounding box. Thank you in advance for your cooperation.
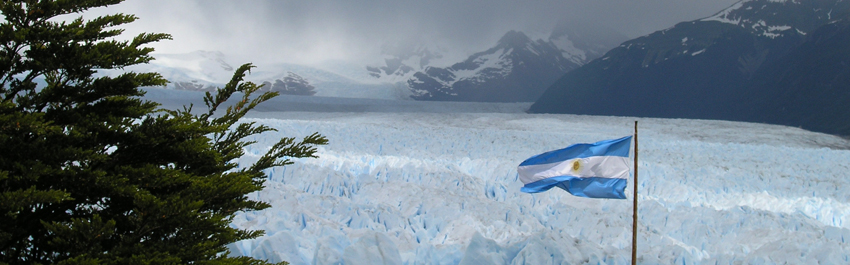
[518,136,632,199]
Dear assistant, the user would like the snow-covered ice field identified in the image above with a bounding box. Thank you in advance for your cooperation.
[148,90,850,264]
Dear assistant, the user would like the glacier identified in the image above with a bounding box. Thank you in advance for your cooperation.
[146,89,850,264]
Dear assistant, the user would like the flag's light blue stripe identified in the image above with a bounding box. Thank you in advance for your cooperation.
[519,136,632,166]
[520,175,627,199]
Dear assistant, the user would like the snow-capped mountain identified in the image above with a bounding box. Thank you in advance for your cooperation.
[531,0,850,135]
[408,27,625,102]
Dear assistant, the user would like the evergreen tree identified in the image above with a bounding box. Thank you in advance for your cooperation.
[0,1,326,264]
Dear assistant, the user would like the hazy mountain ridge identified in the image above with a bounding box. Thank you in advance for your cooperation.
[407,23,626,102]
[102,51,414,100]
[260,72,317,96]
[548,20,629,66]
[365,41,452,84]
[530,0,850,135]
[141,50,235,91]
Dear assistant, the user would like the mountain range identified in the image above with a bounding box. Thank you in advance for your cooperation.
[530,0,850,136]
[401,21,626,102]
[111,20,627,103]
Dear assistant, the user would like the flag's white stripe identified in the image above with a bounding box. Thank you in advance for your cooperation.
[517,155,630,185]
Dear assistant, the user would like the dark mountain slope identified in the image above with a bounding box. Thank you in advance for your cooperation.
[530,0,850,135]
[746,11,850,135]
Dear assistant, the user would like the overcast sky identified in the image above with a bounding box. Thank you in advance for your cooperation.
[83,0,739,66]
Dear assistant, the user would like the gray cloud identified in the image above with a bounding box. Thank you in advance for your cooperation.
[84,0,739,65]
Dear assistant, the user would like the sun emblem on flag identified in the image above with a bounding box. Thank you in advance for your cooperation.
[571,159,582,173]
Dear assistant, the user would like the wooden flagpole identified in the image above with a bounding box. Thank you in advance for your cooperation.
[632,121,638,265]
